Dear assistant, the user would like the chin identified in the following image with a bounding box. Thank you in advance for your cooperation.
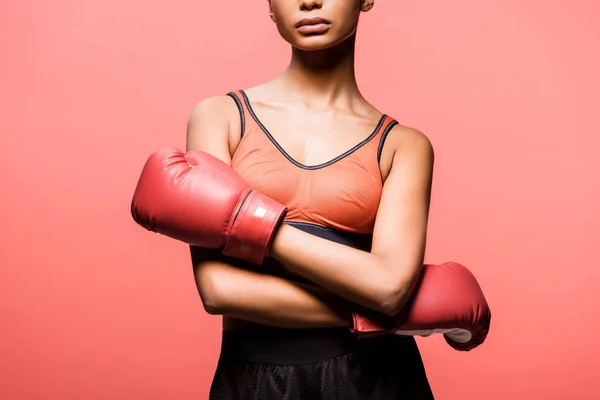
[293,38,336,51]
[290,33,350,52]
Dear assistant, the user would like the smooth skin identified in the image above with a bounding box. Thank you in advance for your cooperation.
[187,0,434,331]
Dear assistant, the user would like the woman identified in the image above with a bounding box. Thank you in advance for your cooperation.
[187,0,437,398]
[131,0,490,397]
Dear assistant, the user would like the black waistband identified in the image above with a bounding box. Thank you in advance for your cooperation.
[218,328,357,366]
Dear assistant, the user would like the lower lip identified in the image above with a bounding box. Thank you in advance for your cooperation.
[297,23,330,35]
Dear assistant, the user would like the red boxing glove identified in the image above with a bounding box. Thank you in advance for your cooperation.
[131,147,287,265]
[351,262,491,351]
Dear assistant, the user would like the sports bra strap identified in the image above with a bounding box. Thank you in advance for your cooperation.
[227,90,248,139]
[376,117,398,163]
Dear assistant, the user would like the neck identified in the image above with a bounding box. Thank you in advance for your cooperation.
[278,33,361,109]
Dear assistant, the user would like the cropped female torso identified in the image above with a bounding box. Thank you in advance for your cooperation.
[222,89,398,332]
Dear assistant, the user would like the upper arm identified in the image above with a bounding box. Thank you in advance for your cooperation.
[371,126,435,285]
[185,95,241,297]
[186,95,240,165]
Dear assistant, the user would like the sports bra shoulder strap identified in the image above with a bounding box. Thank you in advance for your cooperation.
[226,90,250,139]
[376,116,399,163]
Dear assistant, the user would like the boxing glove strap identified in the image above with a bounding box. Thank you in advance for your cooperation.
[222,190,287,265]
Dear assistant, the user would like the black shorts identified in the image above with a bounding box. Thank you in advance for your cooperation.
[209,328,434,399]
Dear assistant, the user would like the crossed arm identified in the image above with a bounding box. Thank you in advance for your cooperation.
[187,97,434,327]
[191,247,355,328]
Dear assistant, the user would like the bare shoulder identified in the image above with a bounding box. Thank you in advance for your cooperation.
[380,123,434,180]
[394,124,433,157]
[188,95,239,128]
[186,94,241,158]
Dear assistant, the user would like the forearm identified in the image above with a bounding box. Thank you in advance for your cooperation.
[196,260,354,329]
[270,224,420,315]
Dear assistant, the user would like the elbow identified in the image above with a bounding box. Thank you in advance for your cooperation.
[378,294,408,316]
[197,270,228,316]
[371,260,424,316]
[374,278,413,316]
[202,295,224,315]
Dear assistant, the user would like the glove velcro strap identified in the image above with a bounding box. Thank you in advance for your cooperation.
[222,190,287,265]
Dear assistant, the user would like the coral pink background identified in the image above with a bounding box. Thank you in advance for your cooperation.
[1,1,598,398]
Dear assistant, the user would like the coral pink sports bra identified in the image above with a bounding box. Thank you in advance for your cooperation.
[228,90,397,235]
